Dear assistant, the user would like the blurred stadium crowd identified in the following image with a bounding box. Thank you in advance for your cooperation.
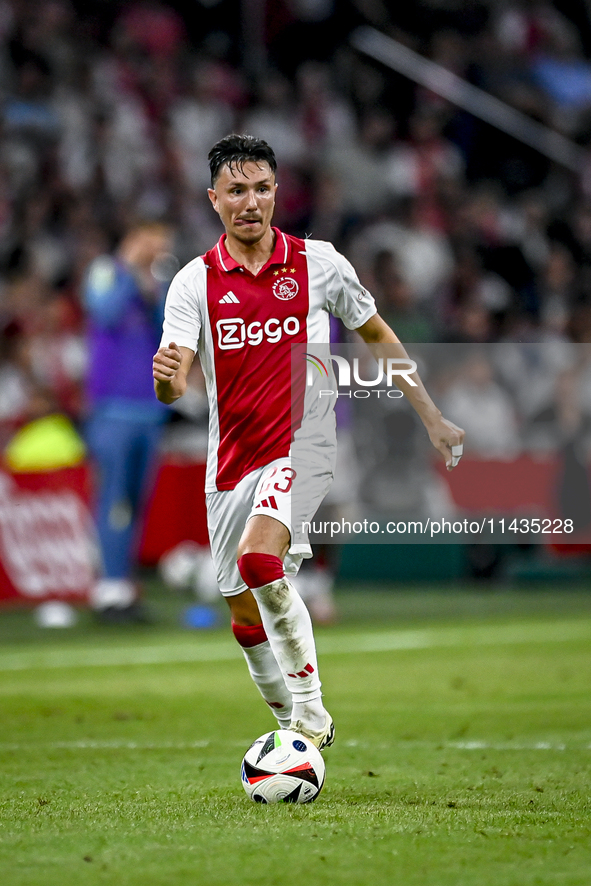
[2,0,591,453]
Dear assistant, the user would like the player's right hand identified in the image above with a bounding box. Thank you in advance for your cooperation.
[153,341,182,382]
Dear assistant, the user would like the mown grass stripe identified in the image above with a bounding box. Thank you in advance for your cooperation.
[0,618,590,672]
[0,642,240,671]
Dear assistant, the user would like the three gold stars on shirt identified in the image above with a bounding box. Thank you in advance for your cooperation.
[274,268,296,275]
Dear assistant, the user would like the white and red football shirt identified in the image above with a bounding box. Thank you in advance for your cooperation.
[161,228,376,492]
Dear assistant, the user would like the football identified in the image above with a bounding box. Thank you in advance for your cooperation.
[240,729,326,804]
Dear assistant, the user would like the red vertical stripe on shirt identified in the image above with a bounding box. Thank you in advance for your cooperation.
[205,233,309,490]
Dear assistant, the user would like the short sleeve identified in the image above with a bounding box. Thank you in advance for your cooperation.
[160,262,204,353]
[326,247,377,330]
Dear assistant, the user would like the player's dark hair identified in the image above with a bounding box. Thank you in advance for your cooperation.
[208,134,277,186]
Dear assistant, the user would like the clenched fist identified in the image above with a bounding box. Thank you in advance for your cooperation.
[153,342,191,404]
[153,342,182,383]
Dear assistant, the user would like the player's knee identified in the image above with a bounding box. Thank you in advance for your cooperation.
[237,552,284,590]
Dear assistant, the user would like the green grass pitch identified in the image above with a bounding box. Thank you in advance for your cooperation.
[1,583,591,886]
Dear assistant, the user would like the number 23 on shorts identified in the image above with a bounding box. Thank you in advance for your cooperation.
[259,465,297,495]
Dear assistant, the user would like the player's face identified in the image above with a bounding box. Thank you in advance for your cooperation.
[208,161,277,246]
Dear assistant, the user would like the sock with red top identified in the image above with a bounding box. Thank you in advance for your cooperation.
[232,620,292,728]
[237,554,324,714]
[237,553,283,589]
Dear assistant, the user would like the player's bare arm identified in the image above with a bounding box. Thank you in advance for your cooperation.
[153,343,195,404]
[357,313,465,471]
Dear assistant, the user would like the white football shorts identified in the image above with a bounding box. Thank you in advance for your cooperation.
[206,454,334,597]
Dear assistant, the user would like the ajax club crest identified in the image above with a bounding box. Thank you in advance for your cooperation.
[273,276,299,300]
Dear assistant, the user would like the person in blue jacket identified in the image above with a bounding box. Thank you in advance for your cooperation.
[84,220,174,621]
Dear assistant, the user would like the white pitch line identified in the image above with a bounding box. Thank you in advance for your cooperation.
[319,619,591,654]
[0,740,212,751]
[0,641,240,672]
[0,619,590,672]
[448,741,571,751]
[345,739,588,752]
[0,738,587,753]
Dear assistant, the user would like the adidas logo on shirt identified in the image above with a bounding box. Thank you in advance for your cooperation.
[219,291,240,304]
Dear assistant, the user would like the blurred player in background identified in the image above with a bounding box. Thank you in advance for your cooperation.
[153,134,464,748]
[85,220,173,622]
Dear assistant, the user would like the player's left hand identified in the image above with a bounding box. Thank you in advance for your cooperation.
[426,416,465,471]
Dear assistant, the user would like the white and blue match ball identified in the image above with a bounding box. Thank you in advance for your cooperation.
[240,729,325,804]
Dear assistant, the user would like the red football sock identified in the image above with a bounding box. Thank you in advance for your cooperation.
[232,621,268,648]
[237,552,284,589]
